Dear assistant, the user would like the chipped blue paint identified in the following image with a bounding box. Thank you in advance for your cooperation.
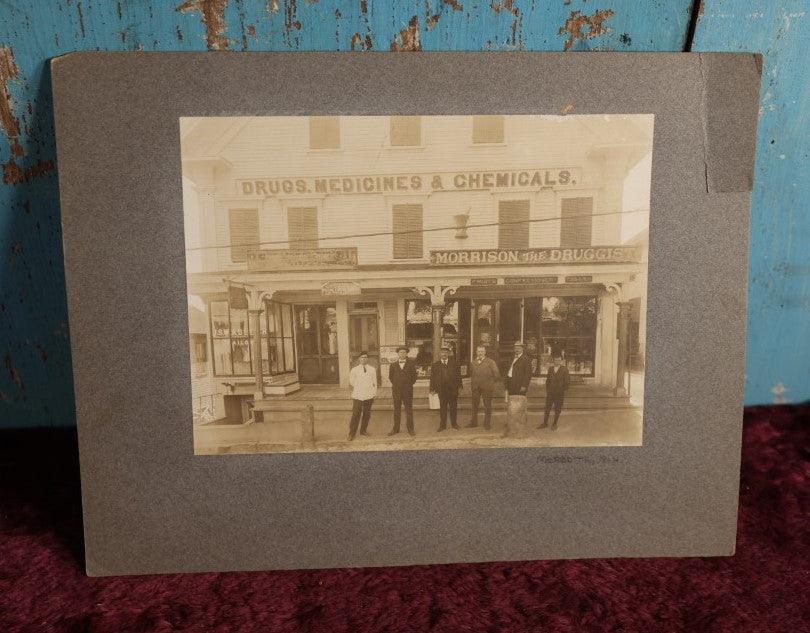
[11,1,803,428]
[692,1,810,405]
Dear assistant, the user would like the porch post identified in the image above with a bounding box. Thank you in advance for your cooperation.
[431,304,444,362]
[248,307,265,401]
[247,288,274,401]
[412,284,460,360]
[615,301,632,397]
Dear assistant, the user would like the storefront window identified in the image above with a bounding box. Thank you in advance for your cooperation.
[264,301,296,376]
[441,300,471,375]
[405,299,433,377]
[211,299,295,377]
[405,299,470,378]
[539,296,597,376]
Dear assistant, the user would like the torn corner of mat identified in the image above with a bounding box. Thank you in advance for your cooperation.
[698,52,762,195]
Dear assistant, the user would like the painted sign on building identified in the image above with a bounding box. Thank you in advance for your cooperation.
[247,248,358,271]
[237,168,581,196]
[321,281,362,296]
[430,247,641,266]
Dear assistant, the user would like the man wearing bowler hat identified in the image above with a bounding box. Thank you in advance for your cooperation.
[502,341,533,438]
[538,355,570,431]
[429,346,463,432]
[388,345,418,436]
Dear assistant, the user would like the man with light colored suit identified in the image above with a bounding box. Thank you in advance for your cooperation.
[465,345,501,430]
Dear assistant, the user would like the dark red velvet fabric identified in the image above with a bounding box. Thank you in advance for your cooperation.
[1,406,808,632]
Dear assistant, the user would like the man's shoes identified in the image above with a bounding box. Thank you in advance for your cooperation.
[408,430,415,436]
[465,421,478,428]
[551,422,558,431]
[452,424,461,430]
[537,422,549,429]
[387,430,399,436]
[437,426,446,432]
[347,434,355,441]
[360,430,369,437]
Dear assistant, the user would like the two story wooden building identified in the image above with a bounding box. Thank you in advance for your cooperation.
[181,115,652,421]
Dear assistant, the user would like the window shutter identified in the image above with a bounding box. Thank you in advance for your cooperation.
[498,200,530,249]
[392,204,423,259]
[472,115,504,144]
[288,207,318,249]
[390,116,421,146]
[309,117,340,149]
[560,197,593,247]
[228,208,259,262]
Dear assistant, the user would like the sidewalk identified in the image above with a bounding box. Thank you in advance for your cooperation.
[194,406,643,455]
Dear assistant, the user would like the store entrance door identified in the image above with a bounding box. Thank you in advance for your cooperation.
[472,300,498,359]
[349,313,380,381]
[294,305,339,383]
[497,299,523,373]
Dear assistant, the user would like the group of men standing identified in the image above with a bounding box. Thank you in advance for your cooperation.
[346,343,571,441]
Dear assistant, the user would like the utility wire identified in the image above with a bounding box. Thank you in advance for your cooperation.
[187,208,648,252]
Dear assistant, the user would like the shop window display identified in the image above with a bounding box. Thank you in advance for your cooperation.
[210,299,296,377]
[405,299,470,378]
[539,296,597,376]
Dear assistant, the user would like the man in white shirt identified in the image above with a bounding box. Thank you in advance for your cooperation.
[347,351,377,441]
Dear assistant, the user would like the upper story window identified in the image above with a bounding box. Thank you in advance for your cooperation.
[228,208,259,263]
[472,115,504,144]
[309,116,340,150]
[560,197,593,247]
[389,116,421,147]
[498,200,530,249]
[392,204,423,259]
[287,206,319,249]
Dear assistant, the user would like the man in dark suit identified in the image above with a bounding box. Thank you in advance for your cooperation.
[466,345,501,430]
[388,346,418,436]
[538,355,570,431]
[502,341,533,438]
[429,346,463,432]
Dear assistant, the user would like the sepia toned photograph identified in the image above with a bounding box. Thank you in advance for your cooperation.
[181,114,652,455]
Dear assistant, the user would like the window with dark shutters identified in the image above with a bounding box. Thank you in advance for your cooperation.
[390,116,421,147]
[228,208,259,263]
[287,207,319,249]
[472,115,504,144]
[309,117,340,149]
[498,200,530,249]
[392,204,423,259]
[560,197,593,247]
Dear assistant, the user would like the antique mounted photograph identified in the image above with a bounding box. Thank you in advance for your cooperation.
[181,114,653,455]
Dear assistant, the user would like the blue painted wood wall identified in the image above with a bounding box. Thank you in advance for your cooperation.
[1,1,806,426]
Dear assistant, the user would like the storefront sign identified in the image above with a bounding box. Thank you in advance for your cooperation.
[321,281,361,296]
[247,248,358,271]
[565,275,594,283]
[237,168,581,197]
[430,246,640,266]
[504,276,558,285]
[470,277,498,285]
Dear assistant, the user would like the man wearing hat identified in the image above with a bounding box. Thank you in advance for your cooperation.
[429,346,463,432]
[502,341,533,438]
[466,344,501,430]
[388,345,418,436]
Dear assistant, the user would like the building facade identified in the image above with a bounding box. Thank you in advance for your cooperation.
[181,115,652,420]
